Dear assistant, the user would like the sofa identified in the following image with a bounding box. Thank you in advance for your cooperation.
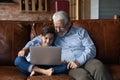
[0,19,120,80]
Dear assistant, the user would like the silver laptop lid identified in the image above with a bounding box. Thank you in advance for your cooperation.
[30,46,61,65]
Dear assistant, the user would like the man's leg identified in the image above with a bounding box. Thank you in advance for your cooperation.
[69,68,94,80]
[84,59,112,80]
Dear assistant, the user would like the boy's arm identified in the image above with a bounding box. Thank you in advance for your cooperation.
[18,48,29,57]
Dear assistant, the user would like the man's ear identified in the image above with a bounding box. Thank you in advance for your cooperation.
[39,34,43,38]
[67,22,72,27]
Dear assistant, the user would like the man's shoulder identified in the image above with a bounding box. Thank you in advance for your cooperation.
[72,26,86,32]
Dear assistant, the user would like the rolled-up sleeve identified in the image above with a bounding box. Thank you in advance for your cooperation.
[24,36,41,48]
[76,28,96,66]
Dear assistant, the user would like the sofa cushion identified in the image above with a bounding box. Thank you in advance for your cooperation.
[0,66,27,80]
[108,64,120,80]
[27,74,75,80]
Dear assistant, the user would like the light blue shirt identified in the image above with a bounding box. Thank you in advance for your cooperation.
[25,36,42,62]
[54,26,96,66]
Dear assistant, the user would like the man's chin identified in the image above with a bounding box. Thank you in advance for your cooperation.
[58,33,65,37]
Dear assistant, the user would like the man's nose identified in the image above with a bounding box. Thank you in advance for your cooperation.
[56,28,60,32]
[46,39,50,43]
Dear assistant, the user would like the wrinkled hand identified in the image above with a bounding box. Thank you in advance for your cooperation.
[61,60,67,64]
[18,50,25,57]
[67,60,80,69]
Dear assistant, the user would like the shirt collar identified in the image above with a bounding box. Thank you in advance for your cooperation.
[57,26,75,37]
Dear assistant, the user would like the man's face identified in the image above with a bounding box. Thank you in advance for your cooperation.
[53,20,68,36]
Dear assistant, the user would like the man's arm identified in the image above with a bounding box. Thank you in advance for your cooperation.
[76,28,96,66]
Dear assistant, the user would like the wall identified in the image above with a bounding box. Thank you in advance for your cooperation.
[79,0,99,19]
[79,0,120,19]
[99,0,120,19]
[1,0,119,20]
[0,0,55,21]
[91,0,99,19]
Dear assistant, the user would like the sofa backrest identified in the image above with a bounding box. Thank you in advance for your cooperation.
[0,21,31,65]
[73,19,120,64]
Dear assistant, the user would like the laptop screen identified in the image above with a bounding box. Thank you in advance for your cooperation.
[30,46,62,65]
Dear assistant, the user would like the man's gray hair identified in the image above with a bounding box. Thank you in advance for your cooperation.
[52,11,70,24]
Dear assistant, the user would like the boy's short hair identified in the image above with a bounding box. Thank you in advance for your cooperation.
[41,26,55,36]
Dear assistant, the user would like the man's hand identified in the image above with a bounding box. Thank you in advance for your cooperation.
[67,60,80,69]
[61,60,67,64]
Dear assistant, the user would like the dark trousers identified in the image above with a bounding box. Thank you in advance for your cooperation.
[69,59,112,80]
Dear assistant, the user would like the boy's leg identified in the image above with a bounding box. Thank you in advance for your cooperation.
[52,63,69,74]
[14,56,33,75]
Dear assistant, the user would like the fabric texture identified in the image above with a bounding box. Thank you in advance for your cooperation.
[69,59,112,80]
[54,26,96,66]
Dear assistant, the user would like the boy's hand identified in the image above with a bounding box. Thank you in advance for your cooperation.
[18,50,25,57]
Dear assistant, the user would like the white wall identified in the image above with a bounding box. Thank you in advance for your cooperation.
[91,0,99,19]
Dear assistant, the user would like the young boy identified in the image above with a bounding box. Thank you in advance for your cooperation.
[14,26,69,76]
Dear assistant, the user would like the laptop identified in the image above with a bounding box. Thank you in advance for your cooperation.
[30,46,62,65]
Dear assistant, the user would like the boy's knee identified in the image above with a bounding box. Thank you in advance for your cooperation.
[14,56,24,66]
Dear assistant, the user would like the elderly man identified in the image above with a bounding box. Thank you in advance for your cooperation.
[52,11,112,80]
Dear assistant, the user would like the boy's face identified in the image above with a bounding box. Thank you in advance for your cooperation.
[41,33,54,47]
